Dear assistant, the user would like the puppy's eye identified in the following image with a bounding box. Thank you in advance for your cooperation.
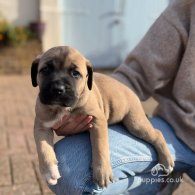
[40,66,50,74]
[71,70,81,78]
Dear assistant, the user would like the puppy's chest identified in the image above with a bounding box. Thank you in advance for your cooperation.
[42,108,72,128]
[42,107,86,129]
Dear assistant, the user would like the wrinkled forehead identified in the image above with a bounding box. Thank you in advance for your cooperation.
[40,47,86,68]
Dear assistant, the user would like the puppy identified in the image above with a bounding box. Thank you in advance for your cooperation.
[31,46,174,187]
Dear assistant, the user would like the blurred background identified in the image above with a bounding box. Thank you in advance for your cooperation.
[0,0,194,195]
[0,0,171,73]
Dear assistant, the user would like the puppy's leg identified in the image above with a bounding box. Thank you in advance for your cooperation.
[90,116,113,187]
[34,119,60,185]
[123,97,174,173]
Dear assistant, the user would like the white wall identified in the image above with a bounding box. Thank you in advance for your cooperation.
[0,0,39,26]
[122,0,169,59]
[40,0,62,51]
[41,0,170,68]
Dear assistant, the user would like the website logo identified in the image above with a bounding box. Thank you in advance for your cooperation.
[151,164,170,177]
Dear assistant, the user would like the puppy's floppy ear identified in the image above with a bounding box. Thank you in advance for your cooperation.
[31,56,41,87]
[86,60,93,90]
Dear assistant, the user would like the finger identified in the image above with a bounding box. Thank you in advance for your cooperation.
[79,123,93,132]
[55,116,93,136]
[54,115,88,135]
[56,122,93,136]
[52,115,70,129]
[74,116,93,131]
[54,129,65,136]
[62,115,90,131]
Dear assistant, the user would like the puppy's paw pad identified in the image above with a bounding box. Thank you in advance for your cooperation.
[93,166,113,188]
[159,155,175,174]
[49,164,61,178]
[44,165,61,185]
[45,173,58,185]
[166,165,174,174]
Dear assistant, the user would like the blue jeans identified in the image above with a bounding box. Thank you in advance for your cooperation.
[49,117,195,195]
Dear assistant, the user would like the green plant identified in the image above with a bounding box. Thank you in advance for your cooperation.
[8,26,31,46]
[0,20,10,45]
[0,18,34,47]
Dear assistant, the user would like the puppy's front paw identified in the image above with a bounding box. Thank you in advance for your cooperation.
[159,154,175,174]
[93,164,113,188]
[44,165,61,185]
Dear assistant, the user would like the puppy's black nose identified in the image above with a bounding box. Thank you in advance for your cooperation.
[52,84,66,96]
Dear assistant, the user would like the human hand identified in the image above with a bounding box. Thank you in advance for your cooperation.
[52,115,93,136]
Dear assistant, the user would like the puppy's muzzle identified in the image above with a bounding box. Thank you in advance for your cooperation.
[51,82,67,96]
[40,80,76,107]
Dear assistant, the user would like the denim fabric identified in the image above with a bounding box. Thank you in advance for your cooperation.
[49,117,195,195]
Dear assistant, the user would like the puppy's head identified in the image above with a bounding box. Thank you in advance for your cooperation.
[31,46,93,107]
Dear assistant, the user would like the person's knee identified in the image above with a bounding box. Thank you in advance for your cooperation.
[49,171,88,195]
[49,135,92,194]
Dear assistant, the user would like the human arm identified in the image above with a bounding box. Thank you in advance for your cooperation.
[113,2,188,101]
